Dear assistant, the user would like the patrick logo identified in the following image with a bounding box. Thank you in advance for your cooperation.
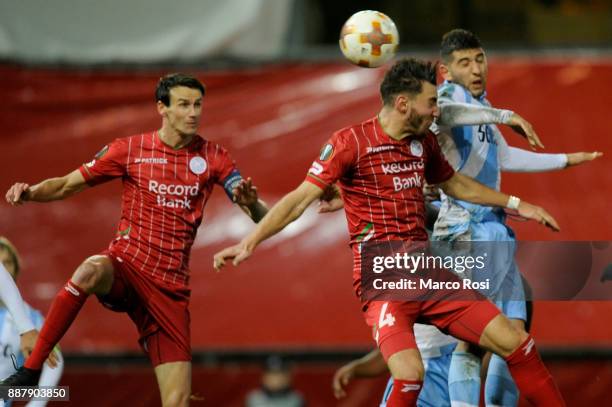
[65,284,80,297]
[522,338,535,356]
[401,383,421,393]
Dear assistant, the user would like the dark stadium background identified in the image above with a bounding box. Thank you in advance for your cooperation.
[1,1,610,405]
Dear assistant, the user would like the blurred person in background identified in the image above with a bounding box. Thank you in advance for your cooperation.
[245,356,305,407]
[0,237,63,407]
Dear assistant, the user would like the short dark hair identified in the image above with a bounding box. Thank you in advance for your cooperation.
[380,58,437,105]
[440,29,483,62]
[156,73,205,106]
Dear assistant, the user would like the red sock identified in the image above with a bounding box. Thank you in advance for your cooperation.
[505,336,565,407]
[386,379,422,407]
[25,280,88,370]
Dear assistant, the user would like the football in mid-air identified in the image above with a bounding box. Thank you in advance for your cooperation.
[339,10,399,68]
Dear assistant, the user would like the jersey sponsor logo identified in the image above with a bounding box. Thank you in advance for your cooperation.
[381,161,424,175]
[410,140,423,157]
[189,156,207,175]
[392,173,422,192]
[134,157,168,165]
[366,145,395,154]
[149,180,200,209]
[319,143,334,161]
[309,161,324,176]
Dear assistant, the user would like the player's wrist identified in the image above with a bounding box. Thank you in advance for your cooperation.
[500,109,515,124]
[506,195,521,210]
[22,186,32,202]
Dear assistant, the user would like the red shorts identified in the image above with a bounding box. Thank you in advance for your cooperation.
[364,300,500,361]
[96,251,191,367]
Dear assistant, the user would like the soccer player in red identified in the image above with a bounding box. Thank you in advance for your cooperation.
[3,73,268,406]
[214,59,565,406]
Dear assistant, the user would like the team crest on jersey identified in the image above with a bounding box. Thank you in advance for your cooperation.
[319,143,334,161]
[189,156,207,175]
[95,145,109,160]
[410,140,423,157]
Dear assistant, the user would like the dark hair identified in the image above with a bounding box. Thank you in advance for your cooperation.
[440,29,483,62]
[380,58,437,105]
[156,73,205,106]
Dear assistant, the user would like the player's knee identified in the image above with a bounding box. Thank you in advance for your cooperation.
[387,350,424,381]
[72,256,113,294]
[162,389,190,407]
[494,325,527,357]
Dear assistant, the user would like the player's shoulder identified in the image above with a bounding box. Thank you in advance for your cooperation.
[332,117,377,144]
[105,131,156,150]
[438,81,470,103]
[192,135,231,157]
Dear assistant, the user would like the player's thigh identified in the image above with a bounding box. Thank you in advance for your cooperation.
[154,361,191,407]
[72,255,115,295]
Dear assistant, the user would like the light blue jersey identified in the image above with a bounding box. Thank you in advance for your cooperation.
[433,81,508,239]
[0,304,44,407]
[431,81,525,320]
[430,81,525,407]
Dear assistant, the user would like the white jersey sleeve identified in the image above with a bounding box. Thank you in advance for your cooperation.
[438,102,513,127]
[437,81,513,127]
[0,264,35,334]
[497,133,567,172]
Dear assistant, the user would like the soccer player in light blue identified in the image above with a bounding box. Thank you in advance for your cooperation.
[0,237,63,407]
[432,29,601,407]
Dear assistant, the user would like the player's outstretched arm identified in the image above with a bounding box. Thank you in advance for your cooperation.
[332,349,387,399]
[497,131,603,172]
[439,172,560,231]
[6,170,89,205]
[213,181,323,270]
[232,177,269,223]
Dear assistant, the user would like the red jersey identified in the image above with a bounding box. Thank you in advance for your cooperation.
[306,117,454,245]
[79,131,239,288]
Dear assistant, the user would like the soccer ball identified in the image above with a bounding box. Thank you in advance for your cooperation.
[339,10,399,68]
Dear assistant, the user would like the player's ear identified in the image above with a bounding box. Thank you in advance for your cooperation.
[439,63,452,81]
[156,100,166,117]
[395,94,410,115]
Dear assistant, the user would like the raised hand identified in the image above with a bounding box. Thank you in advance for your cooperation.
[213,242,252,271]
[566,151,603,167]
[507,113,544,150]
[232,177,258,207]
[332,362,357,399]
[517,201,560,232]
[6,183,30,206]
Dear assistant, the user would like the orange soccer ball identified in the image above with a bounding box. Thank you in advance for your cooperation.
[339,10,399,68]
